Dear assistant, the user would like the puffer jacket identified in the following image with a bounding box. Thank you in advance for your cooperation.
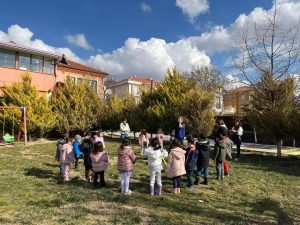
[142,147,168,172]
[185,145,198,171]
[60,144,74,164]
[91,151,109,172]
[139,134,149,148]
[196,139,211,169]
[213,137,232,161]
[165,147,186,178]
[117,146,136,173]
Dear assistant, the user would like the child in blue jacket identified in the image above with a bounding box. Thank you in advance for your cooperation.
[185,136,198,190]
[73,134,83,169]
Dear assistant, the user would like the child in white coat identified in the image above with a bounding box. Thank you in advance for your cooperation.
[142,137,168,196]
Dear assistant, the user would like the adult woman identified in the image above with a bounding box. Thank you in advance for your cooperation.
[231,120,243,161]
[120,118,130,139]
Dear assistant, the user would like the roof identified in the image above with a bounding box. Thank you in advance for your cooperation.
[128,76,158,84]
[57,60,109,77]
[0,41,60,59]
[108,76,159,88]
[225,86,253,93]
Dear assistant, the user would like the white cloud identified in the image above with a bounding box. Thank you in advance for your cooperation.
[224,74,250,90]
[176,0,209,23]
[0,24,81,62]
[88,37,210,80]
[65,34,92,50]
[140,3,151,12]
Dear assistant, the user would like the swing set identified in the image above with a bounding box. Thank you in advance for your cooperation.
[0,106,27,145]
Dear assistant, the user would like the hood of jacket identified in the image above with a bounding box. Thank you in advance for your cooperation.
[118,146,132,156]
[171,147,185,160]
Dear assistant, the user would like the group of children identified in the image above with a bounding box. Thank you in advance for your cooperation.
[56,120,233,196]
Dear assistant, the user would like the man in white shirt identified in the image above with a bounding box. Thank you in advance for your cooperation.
[120,119,130,139]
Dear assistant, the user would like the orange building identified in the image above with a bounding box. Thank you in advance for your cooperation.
[222,86,253,116]
[0,41,108,98]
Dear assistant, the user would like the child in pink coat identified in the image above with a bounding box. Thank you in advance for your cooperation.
[60,138,74,182]
[94,130,106,148]
[165,140,186,194]
[91,141,109,188]
[139,129,149,148]
[156,128,164,149]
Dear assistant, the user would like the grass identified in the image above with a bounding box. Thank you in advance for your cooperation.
[0,138,299,225]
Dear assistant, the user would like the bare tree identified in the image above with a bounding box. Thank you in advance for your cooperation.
[233,0,300,157]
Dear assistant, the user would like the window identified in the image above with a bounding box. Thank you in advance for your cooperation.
[18,53,31,70]
[77,78,83,84]
[0,49,16,68]
[31,55,43,73]
[215,97,222,109]
[43,58,54,74]
[132,84,139,96]
[70,77,76,83]
[89,80,97,92]
[240,93,246,100]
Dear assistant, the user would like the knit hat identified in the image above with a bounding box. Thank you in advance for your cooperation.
[75,135,81,141]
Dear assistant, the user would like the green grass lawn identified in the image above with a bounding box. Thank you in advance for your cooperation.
[0,138,299,225]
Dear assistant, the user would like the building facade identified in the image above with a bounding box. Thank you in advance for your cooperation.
[108,76,158,102]
[222,86,253,116]
[0,41,108,98]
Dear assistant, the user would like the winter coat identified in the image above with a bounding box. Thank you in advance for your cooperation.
[165,147,186,178]
[80,139,93,168]
[231,126,243,143]
[95,136,106,148]
[91,151,109,172]
[60,144,74,164]
[185,146,198,171]
[138,134,149,148]
[117,146,136,173]
[142,147,168,172]
[216,125,229,140]
[156,133,164,146]
[196,139,211,169]
[120,122,130,133]
[73,141,83,157]
[175,123,186,140]
[212,138,232,161]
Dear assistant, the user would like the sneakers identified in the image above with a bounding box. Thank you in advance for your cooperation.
[124,190,132,196]
[234,158,239,162]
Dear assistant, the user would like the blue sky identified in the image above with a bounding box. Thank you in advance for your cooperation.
[0,0,283,81]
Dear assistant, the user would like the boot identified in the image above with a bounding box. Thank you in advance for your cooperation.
[150,184,155,196]
[156,185,162,196]
[204,177,208,185]
[194,177,200,185]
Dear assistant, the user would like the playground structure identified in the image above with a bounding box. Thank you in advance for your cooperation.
[0,106,27,145]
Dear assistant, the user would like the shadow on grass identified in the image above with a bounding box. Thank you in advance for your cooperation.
[250,198,294,225]
[234,154,300,177]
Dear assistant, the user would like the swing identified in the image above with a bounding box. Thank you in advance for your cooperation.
[2,113,15,143]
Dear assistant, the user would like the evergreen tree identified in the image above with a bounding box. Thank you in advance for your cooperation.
[51,76,104,134]
[1,73,57,137]
[245,73,296,157]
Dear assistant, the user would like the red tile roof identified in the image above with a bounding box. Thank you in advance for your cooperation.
[57,60,108,76]
[128,76,159,84]
[225,86,253,93]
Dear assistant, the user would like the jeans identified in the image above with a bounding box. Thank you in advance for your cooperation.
[195,168,209,178]
[120,133,128,139]
[216,160,224,178]
[186,170,194,187]
[150,171,162,186]
[94,171,106,187]
[236,140,241,158]
[120,171,132,194]
[63,163,70,181]
[172,176,181,188]
[59,163,64,175]
[74,156,79,169]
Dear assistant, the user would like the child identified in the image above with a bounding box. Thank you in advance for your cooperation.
[95,130,106,148]
[80,137,94,182]
[91,141,109,188]
[55,133,68,175]
[156,128,164,149]
[73,134,83,170]
[117,138,136,195]
[142,137,168,196]
[165,140,186,194]
[213,136,232,180]
[195,134,211,185]
[60,138,74,182]
[139,129,149,148]
[185,137,198,190]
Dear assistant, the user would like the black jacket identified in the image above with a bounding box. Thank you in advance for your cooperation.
[196,139,210,169]
[80,139,94,168]
[185,146,198,171]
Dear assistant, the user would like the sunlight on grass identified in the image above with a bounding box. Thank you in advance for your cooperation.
[0,138,299,225]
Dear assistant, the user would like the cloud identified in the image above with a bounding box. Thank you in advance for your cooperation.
[0,24,81,62]
[88,37,210,80]
[140,3,151,12]
[176,0,209,23]
[65,34,92,50]
[224,74,250,90]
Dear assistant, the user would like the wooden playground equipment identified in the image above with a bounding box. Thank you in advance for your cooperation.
[0,106,27,145]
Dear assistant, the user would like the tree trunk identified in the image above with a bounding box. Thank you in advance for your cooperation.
[254,126,257,143]
[276,139,282,157]
[293,138,296,147]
